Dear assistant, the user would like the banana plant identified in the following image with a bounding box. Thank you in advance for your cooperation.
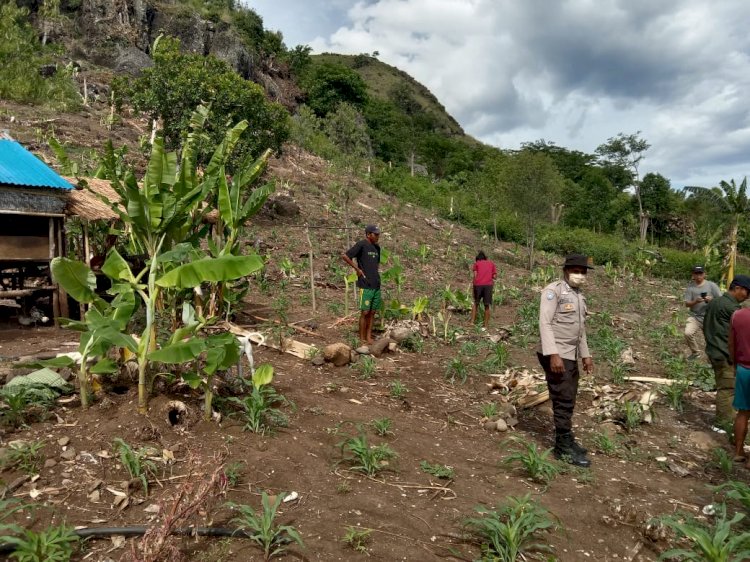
[49,259,137,407]
[411,296,429,321]
[149,330,241,421]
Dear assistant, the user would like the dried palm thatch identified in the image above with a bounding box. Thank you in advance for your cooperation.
[64,177,120,221]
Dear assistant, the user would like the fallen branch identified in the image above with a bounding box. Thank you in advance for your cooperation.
[624,376,681,385]
[328,312,358,328]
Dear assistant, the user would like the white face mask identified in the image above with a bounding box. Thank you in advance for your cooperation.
[567,273,587,288]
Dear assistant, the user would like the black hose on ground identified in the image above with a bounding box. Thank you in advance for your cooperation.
[0,526,254,554]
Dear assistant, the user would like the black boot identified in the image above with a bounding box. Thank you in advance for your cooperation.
[554,432,591,468]
[570,433,588,455]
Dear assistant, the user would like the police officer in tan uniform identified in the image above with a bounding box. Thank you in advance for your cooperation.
[537,254,594,467]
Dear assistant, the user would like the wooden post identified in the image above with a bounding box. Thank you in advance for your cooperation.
[305,225,316,313]
[56,218,69,319]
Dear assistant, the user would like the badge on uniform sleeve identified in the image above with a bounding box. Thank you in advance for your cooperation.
[546,291,555,300]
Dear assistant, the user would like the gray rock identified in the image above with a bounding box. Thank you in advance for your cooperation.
[58,437,70,447]
[495,419,508,432]
[60,448,76,461]
[688,431,721,452]
[355,346,370,355]
[44,459,58,469]
[390,327,416,343]
[483,421,496,431]
[311,356,325,366]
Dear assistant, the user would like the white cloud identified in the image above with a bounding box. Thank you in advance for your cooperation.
[252,0,750,188]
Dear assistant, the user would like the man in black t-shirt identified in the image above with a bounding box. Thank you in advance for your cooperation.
[342,225,382,344]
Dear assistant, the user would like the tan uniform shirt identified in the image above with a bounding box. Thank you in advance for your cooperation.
[538,279,590,361]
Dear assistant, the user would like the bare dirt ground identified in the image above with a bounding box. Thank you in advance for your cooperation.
[1,103,748,561]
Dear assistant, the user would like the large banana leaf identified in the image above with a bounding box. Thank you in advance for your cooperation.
[156,254,264,289]
[148,338,205,364]
[205,120,249,180]
[217,167,233,227]
[51,258,105,308]
[204,332,240,375]
[102,249,135,283]
[240,182,274,223]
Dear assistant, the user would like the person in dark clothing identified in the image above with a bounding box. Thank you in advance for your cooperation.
[471,251,497,328]
[703,275,750,425]
[537,254,594,468]
[342,225,382,344]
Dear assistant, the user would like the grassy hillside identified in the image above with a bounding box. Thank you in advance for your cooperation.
[313,52,465,137]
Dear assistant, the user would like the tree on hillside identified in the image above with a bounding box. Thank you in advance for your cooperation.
[596,132,651,242]
[113,36,289,166]
[562,168,618,233]
[684,177,750,284]
[324,102,372,160]
[504,151,565,268]
[640,172,675,243]
[303,62,368,117]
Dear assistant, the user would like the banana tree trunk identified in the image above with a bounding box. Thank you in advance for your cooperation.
[728,220,739,284]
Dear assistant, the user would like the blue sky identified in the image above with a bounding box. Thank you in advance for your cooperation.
[247,1,750,189]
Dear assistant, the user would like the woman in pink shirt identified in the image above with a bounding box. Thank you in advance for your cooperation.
[471,251,497,328]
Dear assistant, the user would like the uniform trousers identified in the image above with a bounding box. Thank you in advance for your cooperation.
[537,353,579,433]
[711,358,736,424]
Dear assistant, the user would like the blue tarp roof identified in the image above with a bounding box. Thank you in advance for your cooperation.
[0,139,72,190]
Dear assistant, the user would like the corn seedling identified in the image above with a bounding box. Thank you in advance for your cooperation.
[225,461,245,487]
[2,441,45,475]
[709,448,734,477]
[420,460,454,479]
[342,526,372,553]
[228,493,304,560]
[411,296,429,321]
[503,437,560,484]
[659,504,750,561]
[660,380,689,413]
[389,380,408,399]
[338,431,397,476]
[113,438,156,494]
[229,365,291,434]
[370,417,393,437]
[480,402,499,419]
[355,356,377,379]
[2,525,79,562]
[336,480,352,494]
[0,497,32,542]
[619,401,645,431]
[279,257,296,277]
[445,357,469,384]
[460,341,479,356]
[712,480,750,513]
[464,493,558,562]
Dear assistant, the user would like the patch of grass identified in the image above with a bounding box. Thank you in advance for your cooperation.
[1,440,45,475]
[228,493,304,560]
[709,448,734,477]
[460,341,479,356]
[659,504,750,561]
[336,480,352,494]
[354,356,377,379]
[2,524,79,562]
[420,460,454,480]
[225,461,245,487]
[370,417,393,437]
[619,401,645,431]
[0,385,55,428]
[338,431,397,476]
[482,342,510,372]
[389,380,408,399]
[502,437,560,484]
[342,526,372,553]
[592,432,620,455]
[464,493,558,562]
[445,357,469,384]
[400,333,424,353]
[480,402,498,419]
[113,438,156,495]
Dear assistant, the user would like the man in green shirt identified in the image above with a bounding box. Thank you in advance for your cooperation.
[703,275,750,425]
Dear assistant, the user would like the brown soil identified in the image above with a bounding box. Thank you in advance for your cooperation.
[1,101,748,561]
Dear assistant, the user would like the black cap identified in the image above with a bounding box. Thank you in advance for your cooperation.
[731,275,750,291]
[692,265,705,273]
[365,225,380,235]
[563,254,593,269]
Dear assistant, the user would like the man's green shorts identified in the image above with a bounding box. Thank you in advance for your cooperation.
[359,288,382,311]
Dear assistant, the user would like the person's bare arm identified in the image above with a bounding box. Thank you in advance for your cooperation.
[341,253,364,278]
